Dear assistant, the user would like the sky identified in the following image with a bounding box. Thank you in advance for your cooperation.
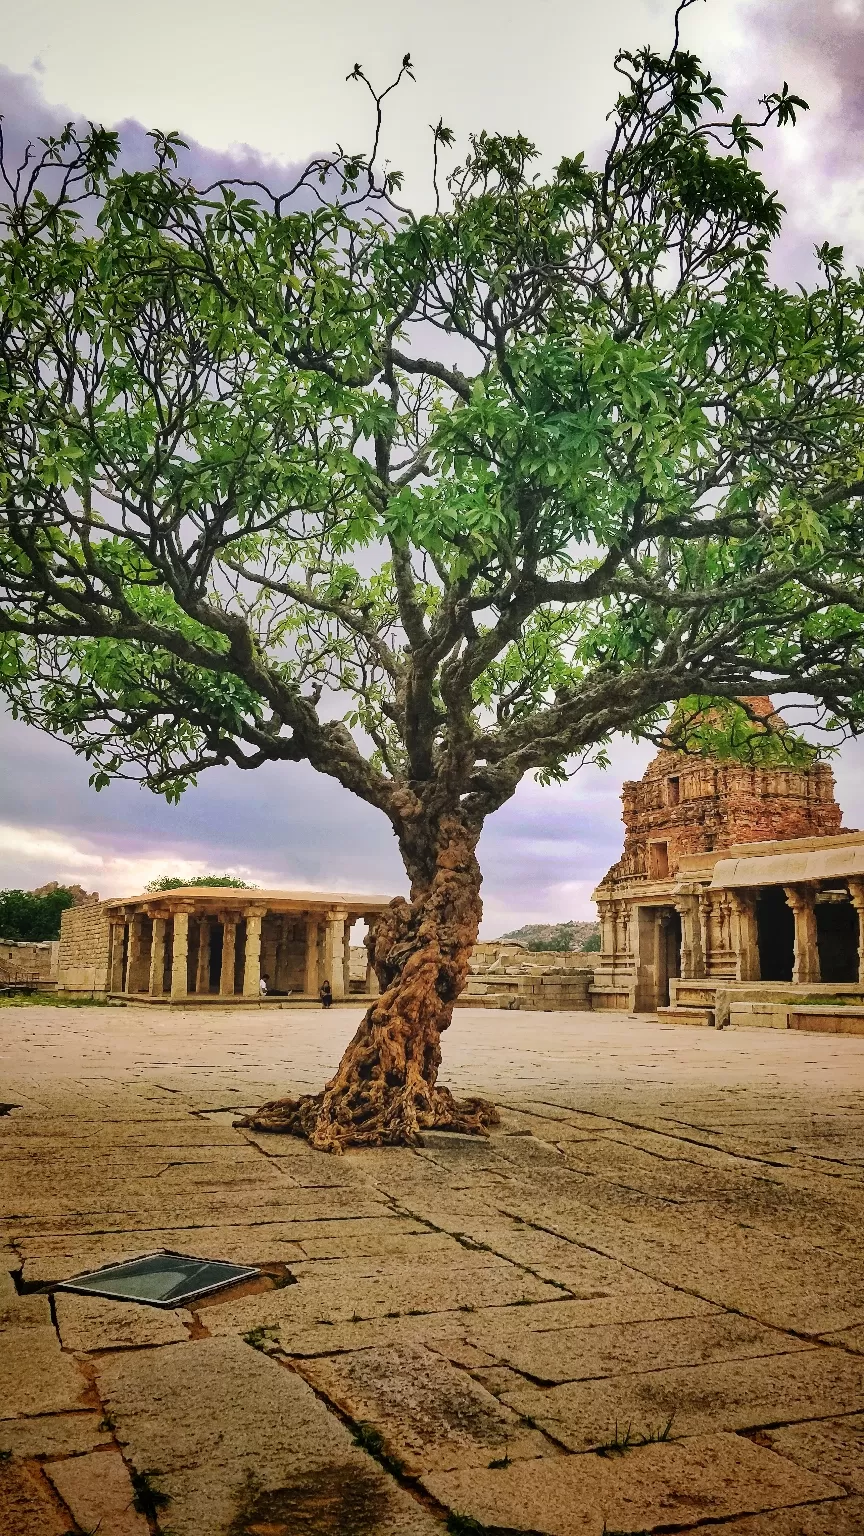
[1,0,864,934]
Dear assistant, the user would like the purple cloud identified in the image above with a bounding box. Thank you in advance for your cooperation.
[0,63,315,202]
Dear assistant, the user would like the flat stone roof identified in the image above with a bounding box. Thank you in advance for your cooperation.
[102,886,393,914]
[711,844,864,888]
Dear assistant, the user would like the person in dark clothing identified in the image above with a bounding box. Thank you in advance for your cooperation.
[319,980,332,1008]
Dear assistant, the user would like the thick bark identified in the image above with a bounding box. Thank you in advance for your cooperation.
[236,814,500,1151]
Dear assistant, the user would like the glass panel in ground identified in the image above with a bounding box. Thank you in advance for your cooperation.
[57,1252,258,1306]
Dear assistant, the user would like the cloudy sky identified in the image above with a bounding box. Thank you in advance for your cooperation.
[2,0,864,934]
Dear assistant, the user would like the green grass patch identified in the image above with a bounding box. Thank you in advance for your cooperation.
[0,991,110,1007]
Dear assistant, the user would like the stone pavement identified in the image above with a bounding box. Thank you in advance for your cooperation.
[2,1003,864,1535]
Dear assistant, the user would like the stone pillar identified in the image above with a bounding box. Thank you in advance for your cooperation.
[108,921,127,993]
[220,917,237,997]
[195,917,212,996]
[325,914,346,999]
[170,912,190,999]
[342,921,352,998]
[674,889,705,980]
[698,892,712,974]
[126,913,148,995]
[848,880,864,984]
[784,884,820,984]
[631,905,658,1012]
[365,919,380,996]
[598,899,616,960]
[304,919,320,996]
[729,891,760,982]
[243,912,263,997]
[274,917,289,994]
[149,917,167,997]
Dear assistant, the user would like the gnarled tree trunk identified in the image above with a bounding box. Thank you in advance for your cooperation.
[237,814,499,1152]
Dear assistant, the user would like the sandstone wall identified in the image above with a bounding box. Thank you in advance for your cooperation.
[0,940,58,983]
[58,905,112,993]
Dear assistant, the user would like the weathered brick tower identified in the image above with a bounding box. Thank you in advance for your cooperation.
[608,698,843,885]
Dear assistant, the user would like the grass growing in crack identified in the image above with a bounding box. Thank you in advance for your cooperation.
[131,1468,171,1518]
[99,1412,116,1431]
[447,1515,491,1535]
[0,1448,11,1460]
[351,1421,405,1478]
[596,1415,676,1456]
[488,1454,511,1469]
[242,1326,281,1355]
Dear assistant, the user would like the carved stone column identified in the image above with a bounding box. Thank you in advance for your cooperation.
[674,887,705,980]
[729,891,760,981]
[597,899,615,960]
[784,884,820,984]
[698,892,712,974]
[325,913,346,999]
[126,913,148,995]
[195,917,212,996]
[108,921,127,993]
[148,916,167,997]
[848,880,864,984]
[243,911,263,997]
[220,917,237,996]
[170,912,190,998]
[304,918,320,996]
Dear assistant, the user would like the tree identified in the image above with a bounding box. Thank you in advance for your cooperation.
[144,874,255,891]
[580,934,602,953]
[2,8,864,1149]
[0,888,76,941]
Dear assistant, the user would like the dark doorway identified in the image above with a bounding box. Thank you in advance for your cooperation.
[816,899,859,984]
[757,888,795,981]
[660,907,682,1006]
[209,924,224,990]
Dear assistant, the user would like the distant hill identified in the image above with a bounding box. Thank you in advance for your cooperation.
[496,920,600,953]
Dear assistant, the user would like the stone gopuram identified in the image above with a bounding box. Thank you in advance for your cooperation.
[591,701,864,1025]
[57,887,391,1004]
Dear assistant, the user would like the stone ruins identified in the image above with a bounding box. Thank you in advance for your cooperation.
[591,699,864,1031]
[57,887,389,1004]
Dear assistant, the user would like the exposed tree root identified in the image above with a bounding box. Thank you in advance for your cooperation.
[235,1085,499,1150]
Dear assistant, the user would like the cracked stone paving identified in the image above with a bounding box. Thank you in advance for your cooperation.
[2,1002,864,1534]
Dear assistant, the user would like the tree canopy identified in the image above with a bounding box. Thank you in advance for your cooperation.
[0,887,76,941]
[1,29,862,857]
[2,8,864,1145]
[144,874,255,892]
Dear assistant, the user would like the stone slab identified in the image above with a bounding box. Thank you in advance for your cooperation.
[296,1230,465,1262]
[54,1292,192,1351]
[0,1458,70,1536]
[501,1347,864,1452]
[97,1335,441,1536]
[423,1431,845,1535]
[47,1449,150,1536]
[0,1286,52,1330]
[689,1496,864,1534]
[300,1343,550,1474]
[757,1414,864,1494]
[197,1257,562,1334]
[477,1314,814,1385]
[0,1411,111,1458]
[0,1326,89,1418]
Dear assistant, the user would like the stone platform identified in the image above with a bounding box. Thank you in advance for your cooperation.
[3,1004,864,1534]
